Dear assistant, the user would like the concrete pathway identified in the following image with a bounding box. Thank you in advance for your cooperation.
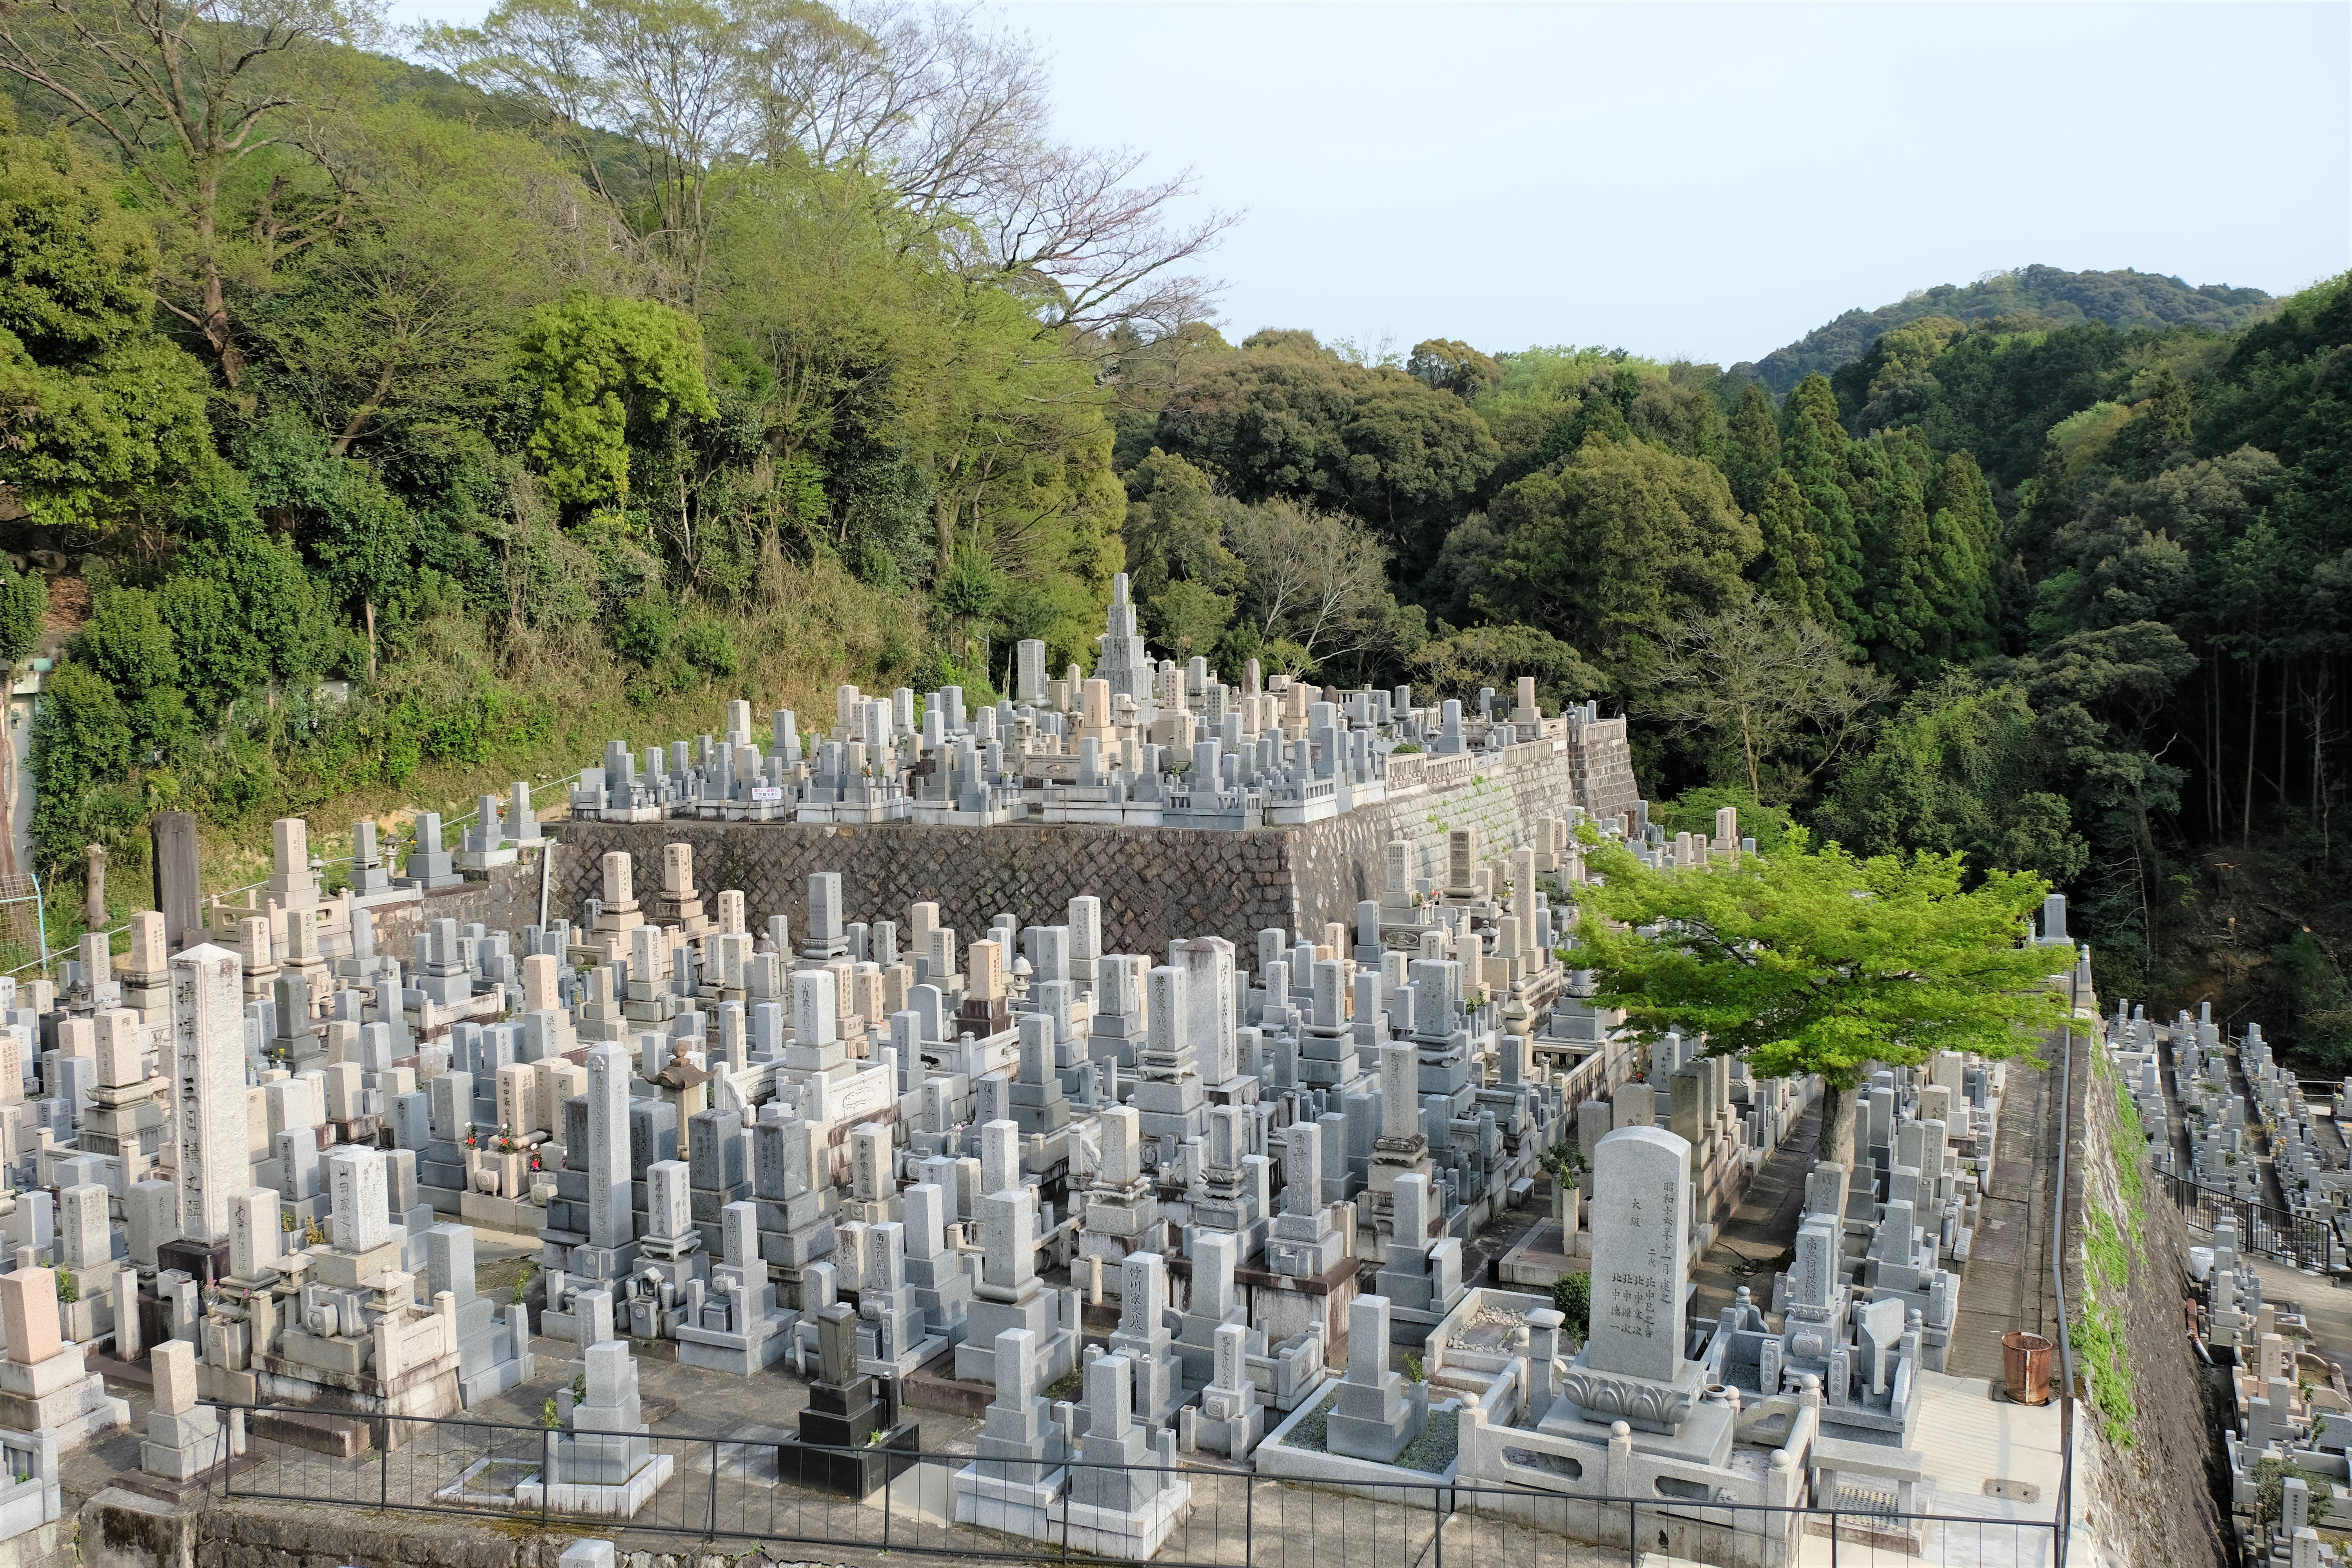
[1688,1100,1818,1324]
[1949,1058,2058,1383]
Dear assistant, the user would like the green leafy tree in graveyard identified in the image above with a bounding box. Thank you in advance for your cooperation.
[1572,828,2065,1169]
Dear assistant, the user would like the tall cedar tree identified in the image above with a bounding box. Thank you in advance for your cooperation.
[1754,469,1833,625]
[1723,381,1782,515]
[1779,375,1867,650]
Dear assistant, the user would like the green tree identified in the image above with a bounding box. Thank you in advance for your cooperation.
[1830,315,1965,432]
[1753,470,1831,623]
[1848,430,1938,675]
[1486,433,1758,684]
[1406,622,1606,714]
[0,565,46,663]
[1121,447,1242,655]
[243,102,600,456]
[1722,380,1781,515]
[166,456,342,693]
[0,0,382,386]
[1153,331,1500,568]
[1818,674,2088,887]
[1918,450,2001,664]
[1573,828,2065,1167]
[0,102,209,528]
[1779,374,1866,646]
[74,588,179,746]
[1406,338,1501,401]
[25,661,131,878]
[514,293,716,508]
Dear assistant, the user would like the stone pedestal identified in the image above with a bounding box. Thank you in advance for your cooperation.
[1325,1295,1422,1463]
[0,1267,127,1450]
[776,1304,920,1497]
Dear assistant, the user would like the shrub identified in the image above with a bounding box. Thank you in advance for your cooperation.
[614,596,674,664]
[1550,1270,1592,1333]
[75,585,178,696]
[27,662,131,875]
[0,566,46,662]
[678,615,739,678]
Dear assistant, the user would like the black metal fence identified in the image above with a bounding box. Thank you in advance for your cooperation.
[204,1403,2059,1568]
[2162,1170,2336,1270]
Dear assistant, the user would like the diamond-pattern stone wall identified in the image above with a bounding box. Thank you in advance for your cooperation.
[547,740,1584,953]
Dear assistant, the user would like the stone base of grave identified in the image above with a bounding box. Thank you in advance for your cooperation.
[1537,1389,1736,1467]
[457,1345,532,1406]
[254,1346,464,1437]
[513,1452,674,1518]
[952,1463,1065,1539]
[902,1365,996,1418]
[676,1318,792,1376]
[115,1454,264,1504]
[1054,1480,1194,1561]
[432,1455,543,1508]
[1496,1221,1589,1286]
[953,1295,1074,1387]
[0,1351,130,1450]
[141,1405,236,1481]
[58,1295,114,1350]
[1240,1255,1359,1371]
[453,849,518,872]
[1381,1290,1466,1349]
[1256,1387,1463,1490]
[1327,1381,1428,1463]
[195,1363,259,1406]
[857,1329,949,1383]
[249,1409,371,1457]
[0,1463,57,1538]
[459,1192,548,1234]
[1183,1394,1263,1462]
[420,1185,464,1216]
[775,1421,920,1498]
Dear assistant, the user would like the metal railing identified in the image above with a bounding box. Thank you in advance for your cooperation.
[208,1403,2060,1568]
[2161,1170,2335,1270]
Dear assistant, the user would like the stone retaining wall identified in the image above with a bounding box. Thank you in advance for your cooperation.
[543,740,1582,956]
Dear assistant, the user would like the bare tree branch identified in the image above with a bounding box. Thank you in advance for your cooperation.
[0,0,379,384]
[1649,603,1896,800]
[1225,499,1393,670]
[751,0,1235,337]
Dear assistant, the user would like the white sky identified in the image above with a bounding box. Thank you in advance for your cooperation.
[384,0,2352,366]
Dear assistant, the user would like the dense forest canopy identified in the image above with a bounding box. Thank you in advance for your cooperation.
[1,0,2348,1070]
[1744,263,2280,394]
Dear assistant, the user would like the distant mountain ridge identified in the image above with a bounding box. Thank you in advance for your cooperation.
[1744,264,2277,392]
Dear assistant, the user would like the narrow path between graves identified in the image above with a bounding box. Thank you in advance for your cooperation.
[1946,1056,2055,1383]
[1687,1100,1818,1327]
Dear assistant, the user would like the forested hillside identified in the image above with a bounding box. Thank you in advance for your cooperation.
[2,0,2347,1067]
[1742,263,2279,393]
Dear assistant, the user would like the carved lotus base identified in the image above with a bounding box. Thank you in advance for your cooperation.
[1557,1350,1706,1436]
